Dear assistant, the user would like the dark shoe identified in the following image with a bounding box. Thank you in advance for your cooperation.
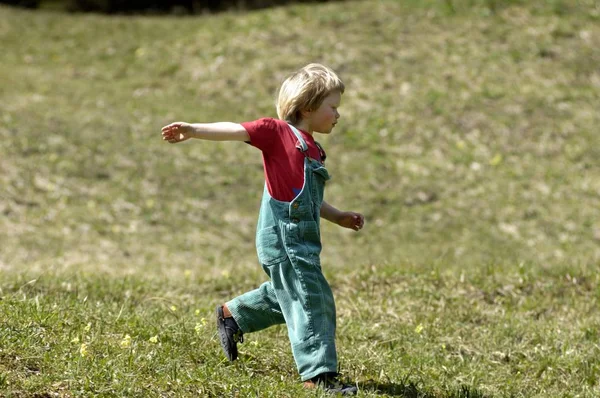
[215,305,244,361]
[303,372,358,396]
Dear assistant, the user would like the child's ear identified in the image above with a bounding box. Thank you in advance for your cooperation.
[300,108,312,119]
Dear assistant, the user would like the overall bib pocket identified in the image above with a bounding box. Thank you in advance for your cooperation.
[256,226,287,265]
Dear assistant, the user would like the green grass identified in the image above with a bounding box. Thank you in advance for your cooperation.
[1,0,600,396]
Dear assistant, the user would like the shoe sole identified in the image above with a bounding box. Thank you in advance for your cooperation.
[215,305,238,361]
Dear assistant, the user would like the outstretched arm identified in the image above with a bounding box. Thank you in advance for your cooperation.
[321,200,365,231]
[161,122,250,143]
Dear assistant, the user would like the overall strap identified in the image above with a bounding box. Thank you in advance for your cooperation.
[288,124,309,155]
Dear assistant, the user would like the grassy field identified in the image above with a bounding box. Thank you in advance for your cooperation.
[1,0,600,396]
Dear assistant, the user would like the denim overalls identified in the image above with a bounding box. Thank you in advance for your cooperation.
[227,124,337,381]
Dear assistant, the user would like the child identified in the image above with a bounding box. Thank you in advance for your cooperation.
[161,63,364,395]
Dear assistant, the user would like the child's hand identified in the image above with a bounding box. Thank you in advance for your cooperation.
[161,122,193,143]
[338,212,365,231]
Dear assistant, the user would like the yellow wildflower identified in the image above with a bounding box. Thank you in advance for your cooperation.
[80,343,89,357]
[489,153,503,166]
[120,334,132,349]
[149,335,158,344]
[135,47,146,58]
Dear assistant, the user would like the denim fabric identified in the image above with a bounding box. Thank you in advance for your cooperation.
[227,125,337,381]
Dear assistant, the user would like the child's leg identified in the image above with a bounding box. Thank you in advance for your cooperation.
[226,280,285,333]
[268,256,338,381]
[225,255,338,381]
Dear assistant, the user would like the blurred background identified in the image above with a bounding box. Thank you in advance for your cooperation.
[1,0,599,280]
[1,0,342,13]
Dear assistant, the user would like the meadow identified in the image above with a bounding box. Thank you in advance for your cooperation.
[1,0,599,396]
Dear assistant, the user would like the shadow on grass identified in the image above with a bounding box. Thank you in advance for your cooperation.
[359,380,490,397]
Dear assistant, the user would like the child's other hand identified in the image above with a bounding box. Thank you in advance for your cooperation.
[338,212,365,231]
[162,122,192,143]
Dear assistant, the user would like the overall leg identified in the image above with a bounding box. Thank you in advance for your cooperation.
[226,279,285,333]
[269,254,338,381]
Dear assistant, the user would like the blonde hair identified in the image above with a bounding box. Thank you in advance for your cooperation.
[276,63,345,125]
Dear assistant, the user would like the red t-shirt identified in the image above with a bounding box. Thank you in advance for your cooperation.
[242,118,325,202]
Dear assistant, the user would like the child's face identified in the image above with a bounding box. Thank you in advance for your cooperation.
[306,91,341,134]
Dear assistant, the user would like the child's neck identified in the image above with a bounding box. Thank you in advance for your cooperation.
[294,120,313,136]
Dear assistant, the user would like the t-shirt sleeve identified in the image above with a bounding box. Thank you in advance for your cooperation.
[241,118,280,154]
